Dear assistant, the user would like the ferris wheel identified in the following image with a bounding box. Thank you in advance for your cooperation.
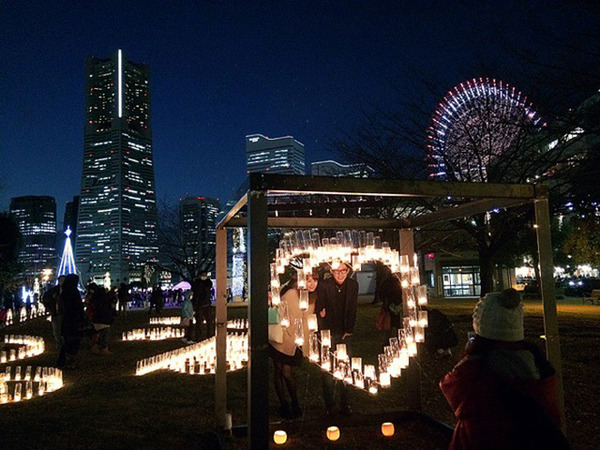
[427,78,541,182]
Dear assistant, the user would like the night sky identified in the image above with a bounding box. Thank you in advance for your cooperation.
[0,1,597,225]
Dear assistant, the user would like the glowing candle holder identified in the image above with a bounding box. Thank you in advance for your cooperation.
[271,286,281,306]
[418,310,428,327]
[400,273,410,289]
[351,357,362,373]
[13,383,21,402]
[293,319,304,346]
[321,347,331,371]
[379,372,391,388]
[410,266,420,285]
[273,430,287,445]
[327,426,340,441]
[270,263,280,289]
[336,343,347,361]
[299,290,309,311]
[297,269,306,289]
[279,302,290,328]
[416,285,428,306]
[309,333,320,362]
[306,314,317,332]
[381,422,395,437]
[320,330,331,348]
[400,255,410,273]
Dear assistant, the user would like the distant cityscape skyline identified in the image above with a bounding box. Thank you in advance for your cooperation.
[2,2,595,226]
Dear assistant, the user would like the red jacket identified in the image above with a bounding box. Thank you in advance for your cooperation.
[440,348,562,449]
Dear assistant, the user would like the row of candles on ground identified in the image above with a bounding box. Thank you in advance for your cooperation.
[0,366,63,404]
[135,332,248,376]
[2,304,48,327]
[149,316,181,325]
[121,327,184,341]
[1,335,45,363]
[273,422,397,445]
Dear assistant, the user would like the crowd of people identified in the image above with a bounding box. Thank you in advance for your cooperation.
[2,265,568,447]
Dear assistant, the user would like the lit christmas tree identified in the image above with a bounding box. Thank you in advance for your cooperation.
[57,227,78,277]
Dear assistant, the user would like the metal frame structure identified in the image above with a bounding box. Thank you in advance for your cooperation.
[214,173,564,448]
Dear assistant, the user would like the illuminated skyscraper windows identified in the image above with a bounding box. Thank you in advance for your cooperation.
[76,50,158,285]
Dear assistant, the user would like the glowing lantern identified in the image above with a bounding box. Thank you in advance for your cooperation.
[299,290,309,310]
[306,314,318,332]
[380,372,391,388]
[273,430,287,445]
[326,426,340,441]
[336,343,347,361]
[381,422,395,437]
[320,329,331,347]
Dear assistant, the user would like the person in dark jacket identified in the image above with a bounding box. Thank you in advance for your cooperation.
[315,261,359,416]
[57,274,85,369]
[440,288,567,450]
[149,284,163,315]
[90,287,116,355]
[191,271,214,340]
[41,275,66,346]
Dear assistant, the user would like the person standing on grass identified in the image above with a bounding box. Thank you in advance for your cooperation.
[440,288,568,449]
[268,270,321,420]
[117,282,129,314]
[42,275,66,347]
[149,284,163,315]
[315,261,358,416]
[191,271,213,340]
[57,274,85,369]
[90,287,116,355]
[180,290,195,344]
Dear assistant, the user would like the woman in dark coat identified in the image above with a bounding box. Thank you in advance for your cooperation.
[57,274,85,368]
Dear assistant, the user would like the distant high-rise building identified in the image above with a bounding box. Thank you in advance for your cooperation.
[246,134,306,174]
[311,160,375,178]
[180,196,220,276]
[9,196,57,280]
[76,49,158,285]
[63,195,80,249]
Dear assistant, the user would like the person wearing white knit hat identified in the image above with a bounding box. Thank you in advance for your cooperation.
[473,288,524,342]
[439,288,568,450]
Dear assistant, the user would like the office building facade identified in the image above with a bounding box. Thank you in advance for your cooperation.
[311,160,374,177]
[76,49,158,285]
[180,196,220,276]
[9,196,57,280]
[246,134,306,174]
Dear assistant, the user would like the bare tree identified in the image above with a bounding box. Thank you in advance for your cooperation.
[155,200,215,282]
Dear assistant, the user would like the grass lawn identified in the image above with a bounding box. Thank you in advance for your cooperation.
[1,298,599,449]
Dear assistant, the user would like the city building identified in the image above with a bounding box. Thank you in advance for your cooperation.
[9,196,57,281]
[180,196,220,276]
[246,134,306,174]
[62,195,80,250]
[311,160,374,177]
[76,49,158,285]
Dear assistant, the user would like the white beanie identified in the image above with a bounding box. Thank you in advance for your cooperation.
[472,288,524,342]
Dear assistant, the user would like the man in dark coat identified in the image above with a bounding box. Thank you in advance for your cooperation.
[191,271,214,340]
[315,262,359,415]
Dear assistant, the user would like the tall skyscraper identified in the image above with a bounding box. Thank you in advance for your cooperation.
[63,195,80,249]
[246,134,306,174]
[9,196,57,280]
[76,49,158,285]
[180,196,220,275]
